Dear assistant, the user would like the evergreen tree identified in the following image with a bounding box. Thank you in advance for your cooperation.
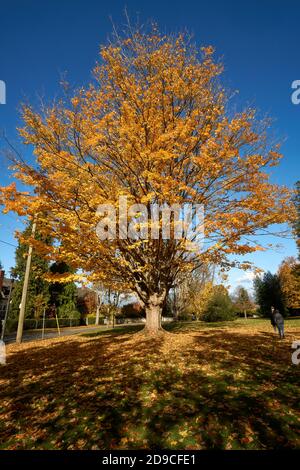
[254,271,286,317]
[49,262,79,319]
[10,222,50,319]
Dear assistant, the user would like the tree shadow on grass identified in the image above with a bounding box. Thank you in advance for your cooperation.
[164,321,239,333]
[0,327,299,449]
[81,325,144,338]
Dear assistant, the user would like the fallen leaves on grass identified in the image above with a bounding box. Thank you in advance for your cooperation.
[0,322,299,450]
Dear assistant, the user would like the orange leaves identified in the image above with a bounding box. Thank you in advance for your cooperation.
[44,271,85,284]
[201,45,215,56]
[278,257,300,309]
[0,25,295,301]
[0,182,33,216]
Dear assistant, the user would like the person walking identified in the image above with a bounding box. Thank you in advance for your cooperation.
[270,306,277,333]
[271,306,285,339]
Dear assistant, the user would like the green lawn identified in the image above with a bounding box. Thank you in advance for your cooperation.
[165,317,300,331]
[1,318,299,449]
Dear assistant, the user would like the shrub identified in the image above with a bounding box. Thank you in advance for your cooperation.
[177,313,194,321]
[85,316,105,325]
[121,302,145,318]
[203,291,236,322]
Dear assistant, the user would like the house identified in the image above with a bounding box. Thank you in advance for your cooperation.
[0,271,14,322]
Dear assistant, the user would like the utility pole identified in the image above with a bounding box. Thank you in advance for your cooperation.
[41,307,46,339]
[16,219,37,344]
[55,309,61,336]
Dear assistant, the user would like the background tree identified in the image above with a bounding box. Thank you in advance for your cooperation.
[49,262,79,319]
[105,288,123,326]
[93,283,106,325]
[170,265,213,319]
[232,285,254,318]
[77,286,97,320]
[203,286,235,322]
[1,25,294,334]
[120,302,145,319]
[161,295,174,318]
[253,271,286,317]
[10,221,50,319]
[278,257,300,314]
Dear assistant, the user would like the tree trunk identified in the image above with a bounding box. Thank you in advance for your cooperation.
[95,304,100,325]
[244,310,247,319]
[144,293,164,334]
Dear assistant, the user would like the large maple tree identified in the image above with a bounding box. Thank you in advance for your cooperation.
[0,28,294,333]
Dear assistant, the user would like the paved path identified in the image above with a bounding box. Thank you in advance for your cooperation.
[3,323,144,345]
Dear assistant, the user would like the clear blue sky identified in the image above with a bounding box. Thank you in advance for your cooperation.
[0,0,299,290]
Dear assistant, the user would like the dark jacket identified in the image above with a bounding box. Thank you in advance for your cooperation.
[273,310,284,326]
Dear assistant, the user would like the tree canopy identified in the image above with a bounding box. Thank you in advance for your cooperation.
[0,26,294,332]
[278,257,300,313]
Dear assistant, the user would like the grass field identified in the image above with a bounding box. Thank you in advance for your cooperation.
[1,319,299,450]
